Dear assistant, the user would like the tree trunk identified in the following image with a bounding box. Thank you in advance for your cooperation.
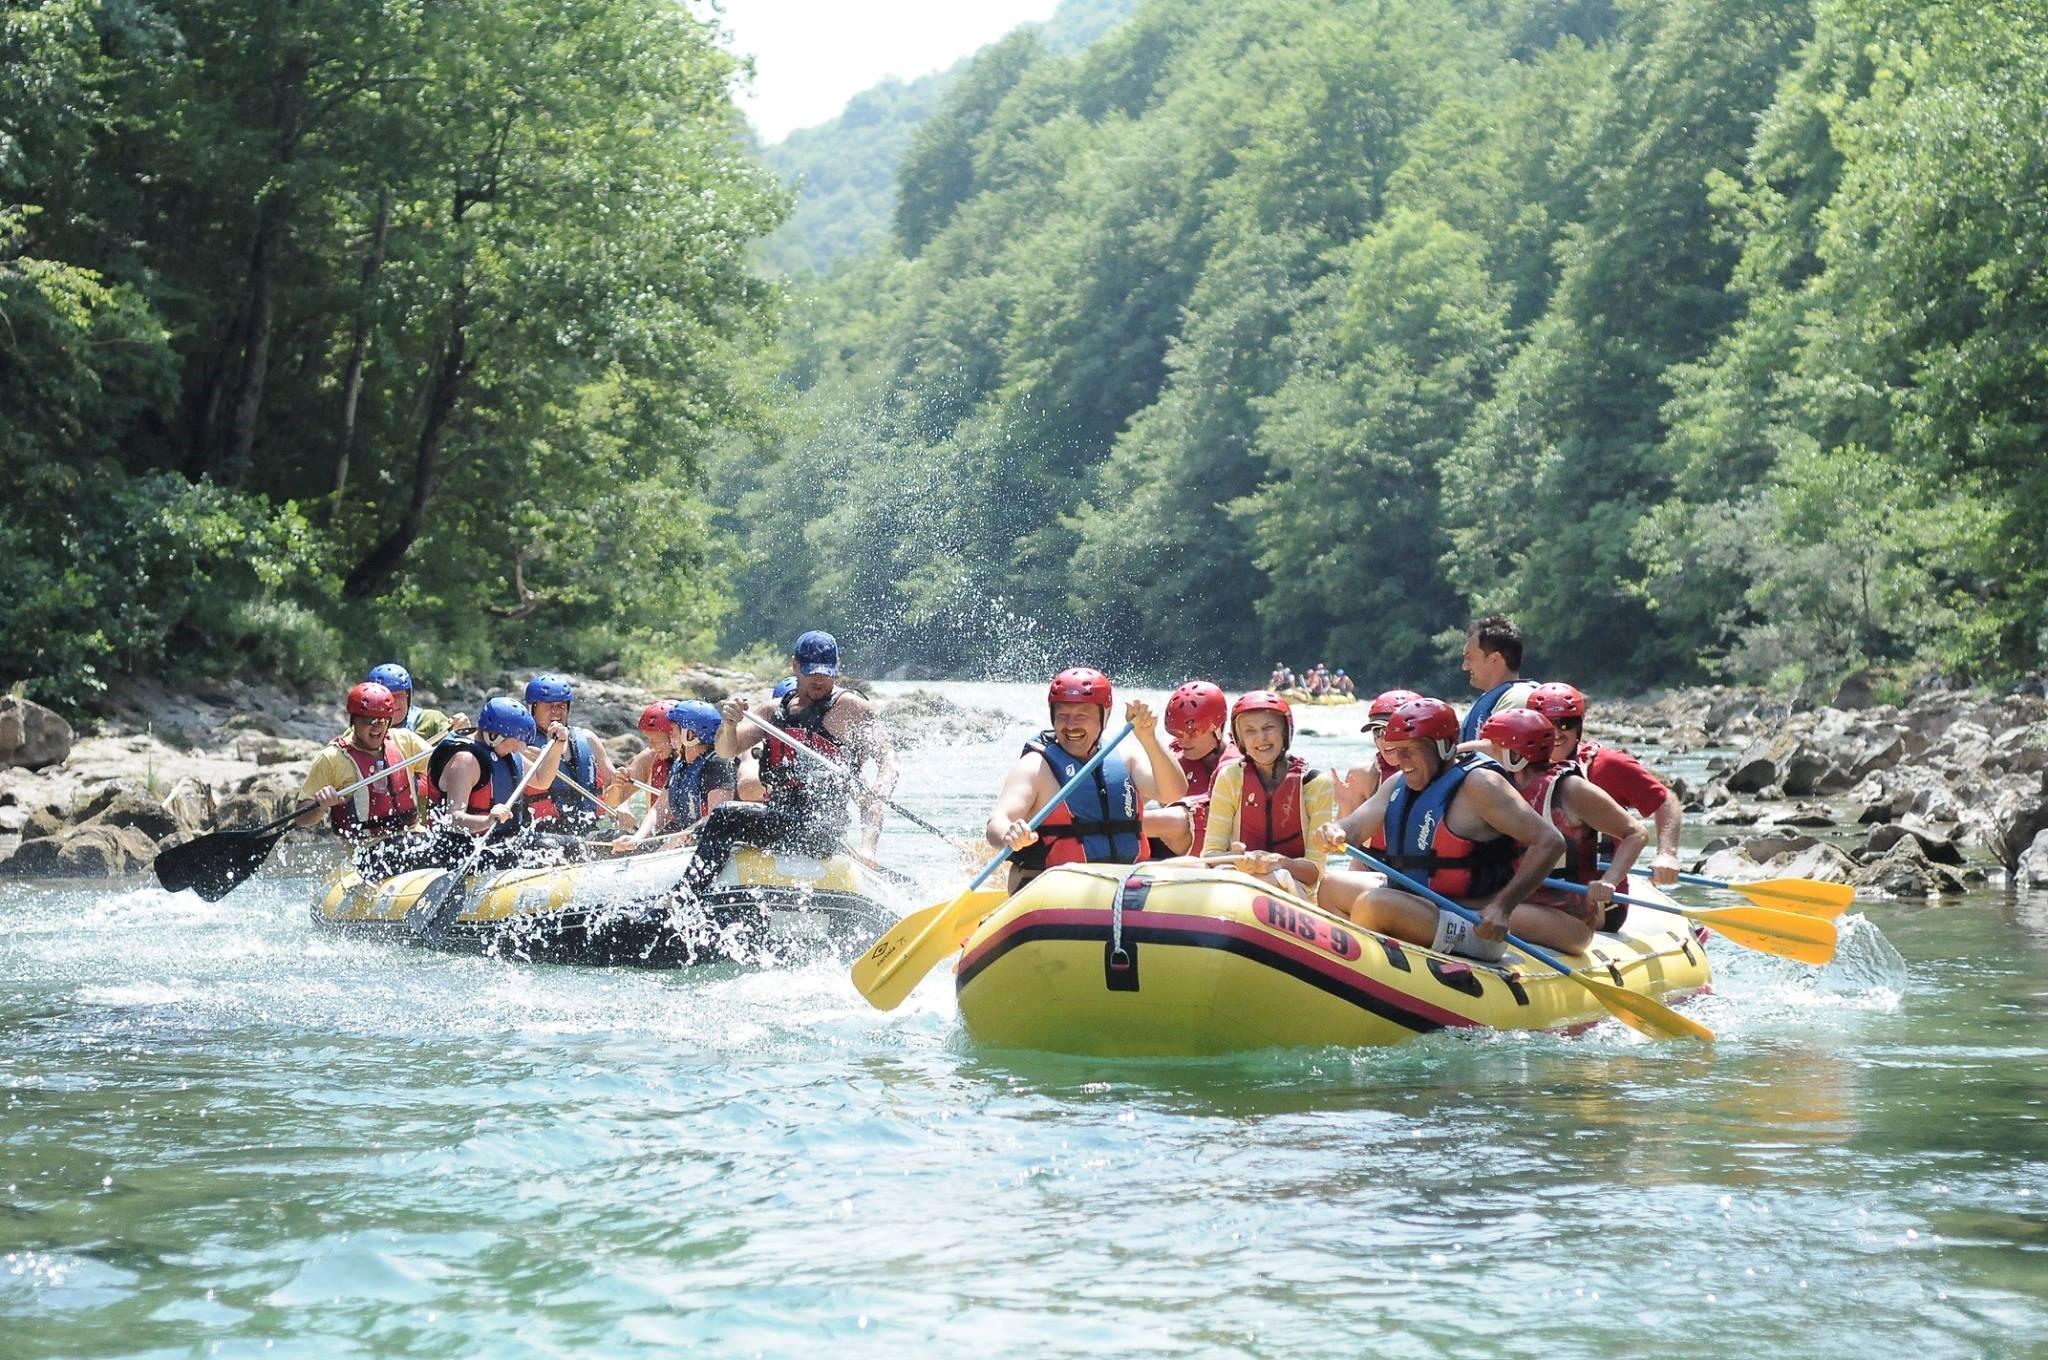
[341,289,468,600]
[331,185,392,507]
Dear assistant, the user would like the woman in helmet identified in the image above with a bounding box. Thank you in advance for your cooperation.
[1143,680,1238,856]
[663,700,738,835]
[1335,687,1422,816]
[1198,691,1338,895]
[298,681,434,840]
[1472,707,1647,936]
[985,667,1187,893]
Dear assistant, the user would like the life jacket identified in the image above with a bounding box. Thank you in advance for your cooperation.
[426,734,527,822]
[1519,761,1599,882]
[1460,681,1518,743]
[1237,755,1314,858]
[668,749,721,827]
[1176,741,1238,801]
[648,753,673,796]
[1380,753,1518,899]
[397,707,422,732]
[530,730,600,822]
[326,735,419,837]
[1012,731,1148,874]
[760,690,847,813]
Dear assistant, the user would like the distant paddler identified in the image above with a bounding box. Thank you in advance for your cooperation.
[298,681,432,841]
[986,667,1187,894]
[520,673,621,834]
[366,662,456,741]
[671,630,895,902]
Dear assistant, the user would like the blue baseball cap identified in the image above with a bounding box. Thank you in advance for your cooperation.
[793,630,839,676]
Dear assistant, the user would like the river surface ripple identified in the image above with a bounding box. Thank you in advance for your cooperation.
[3,682,2045,1358]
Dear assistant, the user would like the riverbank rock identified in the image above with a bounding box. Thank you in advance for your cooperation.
[0,696,74,770]
[878,689,1012,746]
[1853,835,1967,897]
[1856,823,1963,866]
[0,823,158,878]
[2014,829,2048,888]
[1696,836,1857,885]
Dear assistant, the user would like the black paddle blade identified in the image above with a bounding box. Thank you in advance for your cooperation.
[154,825,292,902]
[403,869,467,945]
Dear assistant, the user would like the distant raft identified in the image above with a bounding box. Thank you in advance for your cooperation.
[954,863,1712,1056]
[315,843,899,967]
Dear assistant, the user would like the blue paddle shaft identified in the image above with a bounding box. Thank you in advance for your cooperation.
[1346,846,1576,978]
[1543,876,1675,915]
[973,721,1138,893]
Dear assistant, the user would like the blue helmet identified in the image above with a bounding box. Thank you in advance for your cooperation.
[524,673,574,706]
[772,677,797,700]
[668,700,721,744]
[368,662,413,693]
[478,697,538,744]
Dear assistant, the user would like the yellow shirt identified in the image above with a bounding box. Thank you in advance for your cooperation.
[301,729,432,828]
[1200,759,1337,857]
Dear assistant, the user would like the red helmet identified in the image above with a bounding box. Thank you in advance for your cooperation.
[1479,708,1557,771]
[638,701,675,733]
[1363,687,1423,730]
[346,681,398,719]
[1382,697,1459,748]
[1527,682,1587,722]
[1165,681,1228,738]
[1048,666,1113,711]
[1229,689,1293,747]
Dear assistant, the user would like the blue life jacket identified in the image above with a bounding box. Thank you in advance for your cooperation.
[541,730,600,814]
[669,751,714,826]
[1460,681,1518,743]
[1012,730,1147,873]
[1382,753,1517,899]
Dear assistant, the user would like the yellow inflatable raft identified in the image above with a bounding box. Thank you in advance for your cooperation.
[316,844,899,966]
[955,863,1711,1055]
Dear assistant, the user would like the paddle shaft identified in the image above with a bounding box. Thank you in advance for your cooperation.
[410,736,561,938]
[547,767,637,827]
[746,710,954,845]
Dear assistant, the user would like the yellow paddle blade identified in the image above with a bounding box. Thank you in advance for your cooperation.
[851,885,1010,1011]
[1688,904,1838,965]
[1570,971,1714,1042]
[1727,876,1853,918]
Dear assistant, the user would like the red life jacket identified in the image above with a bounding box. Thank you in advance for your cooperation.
[1237,755,1313,858]
[760,690,847,813]
[1519,762,1599,882]
[1176,741,1238,800]
[649,753,673,794]
[327,735,419,836]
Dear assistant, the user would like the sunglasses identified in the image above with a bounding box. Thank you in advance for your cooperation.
[1553,717,1583,732]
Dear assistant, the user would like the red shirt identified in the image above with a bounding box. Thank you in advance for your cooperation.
[1577,740,1671,816]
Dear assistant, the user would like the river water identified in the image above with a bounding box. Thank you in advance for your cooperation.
[3,681,2044,1358]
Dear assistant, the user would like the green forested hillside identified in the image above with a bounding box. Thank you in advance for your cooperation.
[754,0,1139,277]
[2,0,783,710]
[717,0,2048,694]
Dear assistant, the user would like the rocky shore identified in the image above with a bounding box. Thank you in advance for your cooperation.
[1594,684,2048,897]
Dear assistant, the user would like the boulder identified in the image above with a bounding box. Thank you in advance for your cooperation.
[70,783,182,841]
[0,695,74,770]
[1856,823,1963,866]
[161,777,218,837]
[2015,828,2048,888]
[1973,777,2048,871]
[1696,837,1857,886]
[1852,835,1966,897]
[1759,804,1837,829]
[605,732,647,763]
[0,823,158,878]
[19,803,69,842]
[1832,668,1881,710]
[1725,730,1800,794]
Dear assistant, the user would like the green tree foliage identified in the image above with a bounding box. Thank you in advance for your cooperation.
[1,0,785,712]
[725,0,2045,695]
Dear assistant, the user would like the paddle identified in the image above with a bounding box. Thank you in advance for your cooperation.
[1602,861,1853,918]
[405,736,560,944]
[1346,848,1713,1041]
[852,721,1137,1011]
[154,735,446,901]
[747,709,970,853]
[1541,877,1838,966]
[546,767,639,830]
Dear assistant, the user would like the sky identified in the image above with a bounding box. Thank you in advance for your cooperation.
[711,0,1065,143]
